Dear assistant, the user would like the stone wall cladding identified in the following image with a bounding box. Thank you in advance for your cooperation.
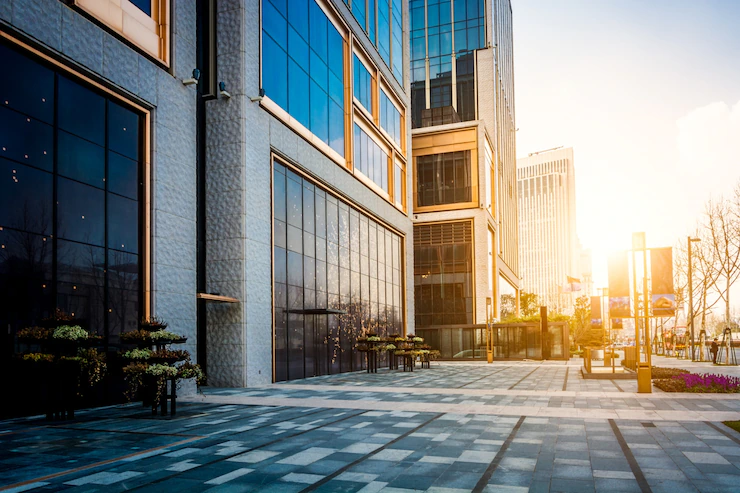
[1,0,199,357]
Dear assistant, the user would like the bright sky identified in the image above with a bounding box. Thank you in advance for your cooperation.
[513,0,740,302]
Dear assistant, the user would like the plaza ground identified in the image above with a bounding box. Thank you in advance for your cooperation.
[3,358,740,492]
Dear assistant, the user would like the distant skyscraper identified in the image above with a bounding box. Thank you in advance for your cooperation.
[517,147,579,312]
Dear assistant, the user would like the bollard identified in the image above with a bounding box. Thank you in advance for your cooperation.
[637,362,652,393]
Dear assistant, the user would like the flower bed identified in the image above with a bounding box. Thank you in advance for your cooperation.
[650,367,690,380]
[653,372,740,393]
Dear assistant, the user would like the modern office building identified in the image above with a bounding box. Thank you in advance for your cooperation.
[1,0,413,402]
[410,0,520,341]
[517,147,579,312]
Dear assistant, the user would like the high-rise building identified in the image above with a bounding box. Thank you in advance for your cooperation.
[517,147,579,312]
[0,0,415,403]
[410,0,520,339]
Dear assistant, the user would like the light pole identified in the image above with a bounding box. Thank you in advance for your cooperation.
[688,236,701,360]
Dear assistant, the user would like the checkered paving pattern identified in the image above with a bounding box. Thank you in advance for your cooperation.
[3,360,740,492]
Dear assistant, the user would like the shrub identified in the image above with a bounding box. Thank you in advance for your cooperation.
[650,367,690,380]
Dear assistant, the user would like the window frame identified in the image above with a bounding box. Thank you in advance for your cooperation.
[72,0,171,67]
[0,31,153,322]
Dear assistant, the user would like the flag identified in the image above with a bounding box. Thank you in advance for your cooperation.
[566,276,582,292]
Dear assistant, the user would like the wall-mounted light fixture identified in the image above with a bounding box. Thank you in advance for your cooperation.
[219,81,231,99]
[183,69,201,86]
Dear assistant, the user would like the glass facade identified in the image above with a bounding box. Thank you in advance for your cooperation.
[0,41,143,345]
[410,0,485,128]
[273,160,404,382]
[414,221,473,327]
[130,0,152,16]
[262,0,345,156]
[380,89,401,148]
[353,55,373,113]
[416,150,472,207]
[345,0,403,85]
[353,124,389,193]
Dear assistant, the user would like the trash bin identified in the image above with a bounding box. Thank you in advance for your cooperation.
[592,349,604,360]
[637,362,652,393]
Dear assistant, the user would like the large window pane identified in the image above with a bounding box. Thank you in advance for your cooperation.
[108,151,139,200]
[0,106,53,172]
[0,43,54,124]
[354,55,372,112]
[57,177,105,247]
[0,159,53,235]
[416,150,472,207]
[108,193,139,254]
[108,101,140,160]
[58,130,105,188]
[58,76,105,145]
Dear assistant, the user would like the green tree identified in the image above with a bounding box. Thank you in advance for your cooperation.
[571,295,593,348]
[519,291,541,317]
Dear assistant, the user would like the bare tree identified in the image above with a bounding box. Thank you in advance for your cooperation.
[704,194,740,327]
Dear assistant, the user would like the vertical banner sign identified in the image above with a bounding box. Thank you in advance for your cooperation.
[590,296,602,328]
[608,251,631,317]
[651,247,675,316]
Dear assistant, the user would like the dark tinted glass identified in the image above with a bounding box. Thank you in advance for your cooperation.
[58,130,105,188]
[0,106,53,171]
[0,43,54,123]
[108,193,139,253]
[129,0,152,16]
[108,151,139,199]
[108,101,140,160]
[57,177,105,246]
[416,150,471,206]
[0,158,53,234]
[58,76,105,145]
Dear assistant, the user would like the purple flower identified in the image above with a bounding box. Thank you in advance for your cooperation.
[672,373,740,392]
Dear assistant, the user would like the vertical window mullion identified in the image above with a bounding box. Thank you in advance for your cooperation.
[51,73,59,320]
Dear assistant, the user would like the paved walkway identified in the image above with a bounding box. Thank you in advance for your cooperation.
[2,360,740,492]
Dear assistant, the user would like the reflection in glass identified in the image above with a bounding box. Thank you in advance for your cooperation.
[0,106,53,172]
[416,151,471,207]
[57,177,105,247]
[0,159,53,235]
[273,160,404,381]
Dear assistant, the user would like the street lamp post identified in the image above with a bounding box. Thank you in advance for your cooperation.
[688,236,701,360]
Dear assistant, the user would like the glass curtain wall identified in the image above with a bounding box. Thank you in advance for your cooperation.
[414,221,473,327]
[273,160,403,382]
[410,0,485,128]
[416,150,472,207]
[262,0,345,156]
[353,125,389,193]
[0,41,142,348]
[345,0,404,84]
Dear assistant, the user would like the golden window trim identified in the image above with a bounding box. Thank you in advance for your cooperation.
[378,78,406,157]
[73,0,170,67]
[412,144,480,212]
[0,30,153,319]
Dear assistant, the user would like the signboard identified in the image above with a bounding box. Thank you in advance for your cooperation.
[608,251,631,317]
[650,247,675,316]
[590,296,602,328]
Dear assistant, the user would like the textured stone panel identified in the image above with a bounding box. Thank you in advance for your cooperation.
[154,209,196,245]
[209,343,245,369]
[245,281,271,305]
[216,7,242,57]
[207,238,244,261]
[154,290,197,322]
[61,7,103,73]
[206,260,243,283]
[173,33,196,82]
[244,303,272,339]
[244,217,271,245]
[214,52,244,95]
[156,70,197,121]
[204,280,245,300]
[137,56,158,105]
[156,122,197,168]
[206,94,244,125]
[155,179,197,221]
[245,239,271,274]
[207,302,243,325]
[207,213,244,241]
[174,0,196,47]
[206,143,244,170]
[206,166,243,193]
[153,238,196,269]
[245,342,272,386]
[0,1,10,22]
[217,0,241,12]
[207,363,245,387]
[153,264,196,295]
[102,35,139,93]
[207,323,243,346]
[206,188,243,218]
[152,154,196,196]
[206,118,245,147]
[243,0,259,91]
[13,0,62,50]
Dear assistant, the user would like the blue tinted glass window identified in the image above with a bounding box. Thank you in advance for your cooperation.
[380,90,402,147]
[0,44,54,123]
[58,130,105,189]
[58,76,105,145]
[352,0,366,32]
[0,158,53,235]
[0,106,53,172]
[262,0,344,157]
[368,0,376,44]
[353,55,372,112]
[328,101,344,156]
[353,124,388,193]
[57,177,105,247]
[378,1,391,66]
[392,0,403,83]
[288,59,310,129]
